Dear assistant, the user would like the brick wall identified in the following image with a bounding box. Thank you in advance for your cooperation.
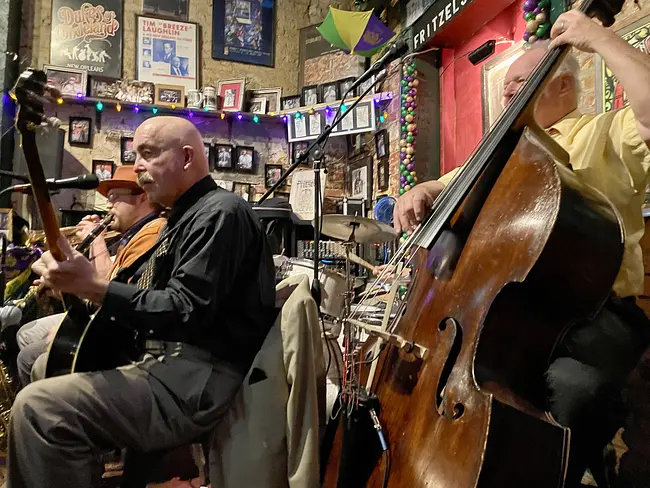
[16,0,355,210]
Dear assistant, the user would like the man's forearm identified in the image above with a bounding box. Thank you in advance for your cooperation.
[594,32,650,143]
[90,240,113,278]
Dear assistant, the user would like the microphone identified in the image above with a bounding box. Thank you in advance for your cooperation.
[10,174,100,193]
[342,38,410,99]
[0,305,22,329]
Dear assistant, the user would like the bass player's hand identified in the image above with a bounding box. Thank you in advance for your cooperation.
[393,180,445,235]
[38,236,109,304]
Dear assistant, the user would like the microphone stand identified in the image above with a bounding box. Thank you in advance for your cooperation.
[255,79,384,309]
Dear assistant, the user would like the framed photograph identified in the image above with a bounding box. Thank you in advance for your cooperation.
[143,0,188,21]
[249,97,267,114]
[121,137,136,164]
[377,158,389,191]
[218,79,246,112]
[235,146,255,172]
[481,41,525,133]
[321,82,339,104]
[595,15,650,113]
[301,85,321,106]
[136,15,199,91]
[233,181,252,202]
[214,179,234,191]
[281,95,301,111]
[50,0,123,79]
[0,208,13,243]
[214,144,234,170]
[308,112,322,137]
[265,164,284,188]
[68,117,92,146]
[155,84,185,107]
[212,0,276,67]
[346,156,373,202]
[89,76,155,104]
[249,88,282,114]
[338,77,356,98]
[374,129,388,159]
[292,141,310,165]
[43,65,87,97]
[92,160,115,181]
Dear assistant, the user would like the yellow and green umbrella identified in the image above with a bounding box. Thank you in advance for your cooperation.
[317,7,395,57]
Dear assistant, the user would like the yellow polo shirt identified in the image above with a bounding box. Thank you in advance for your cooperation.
[437,107,650,297]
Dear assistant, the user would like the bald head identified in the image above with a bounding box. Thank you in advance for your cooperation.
[133,116,209,207]
[502,44,579,128]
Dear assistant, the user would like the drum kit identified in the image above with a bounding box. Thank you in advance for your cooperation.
[276,214,398,330]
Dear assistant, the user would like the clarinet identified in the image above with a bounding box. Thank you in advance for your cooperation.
[13,214,115,311]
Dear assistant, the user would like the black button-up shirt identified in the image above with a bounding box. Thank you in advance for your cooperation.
[101,176,276,372]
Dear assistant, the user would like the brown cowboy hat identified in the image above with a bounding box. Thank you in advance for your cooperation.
[97,165,143,197]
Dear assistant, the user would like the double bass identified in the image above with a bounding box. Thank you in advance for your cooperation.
[323,0,626,486]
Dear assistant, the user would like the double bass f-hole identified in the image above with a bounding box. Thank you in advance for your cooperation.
[435,317,464,420]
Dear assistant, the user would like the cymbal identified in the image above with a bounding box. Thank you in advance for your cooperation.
[318,215,396,244]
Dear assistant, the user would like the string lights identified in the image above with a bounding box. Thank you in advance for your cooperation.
[49,92,392,127]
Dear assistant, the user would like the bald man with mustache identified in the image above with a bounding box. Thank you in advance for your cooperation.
[6,117,276,487]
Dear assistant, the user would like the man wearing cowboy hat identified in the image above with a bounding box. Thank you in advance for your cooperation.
[15,166,166,386]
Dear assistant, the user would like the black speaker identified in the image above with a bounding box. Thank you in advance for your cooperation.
[468,40,496,66]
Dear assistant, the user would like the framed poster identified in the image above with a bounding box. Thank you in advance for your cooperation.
[136,15,199,91]
[480,41,525,133]
[50,0,123,79]
[212,0,276,67]
[596,15,650,113]
[143,0,188,21]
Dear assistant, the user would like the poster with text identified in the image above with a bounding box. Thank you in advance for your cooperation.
[50,0,123,78]
[212,0,276,67]
[597,15,650,113]
[136,16,199,91]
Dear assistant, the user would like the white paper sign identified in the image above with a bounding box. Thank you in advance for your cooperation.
[289,169,327,221]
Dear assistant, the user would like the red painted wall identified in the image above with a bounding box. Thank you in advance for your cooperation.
[440,0,526,176]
